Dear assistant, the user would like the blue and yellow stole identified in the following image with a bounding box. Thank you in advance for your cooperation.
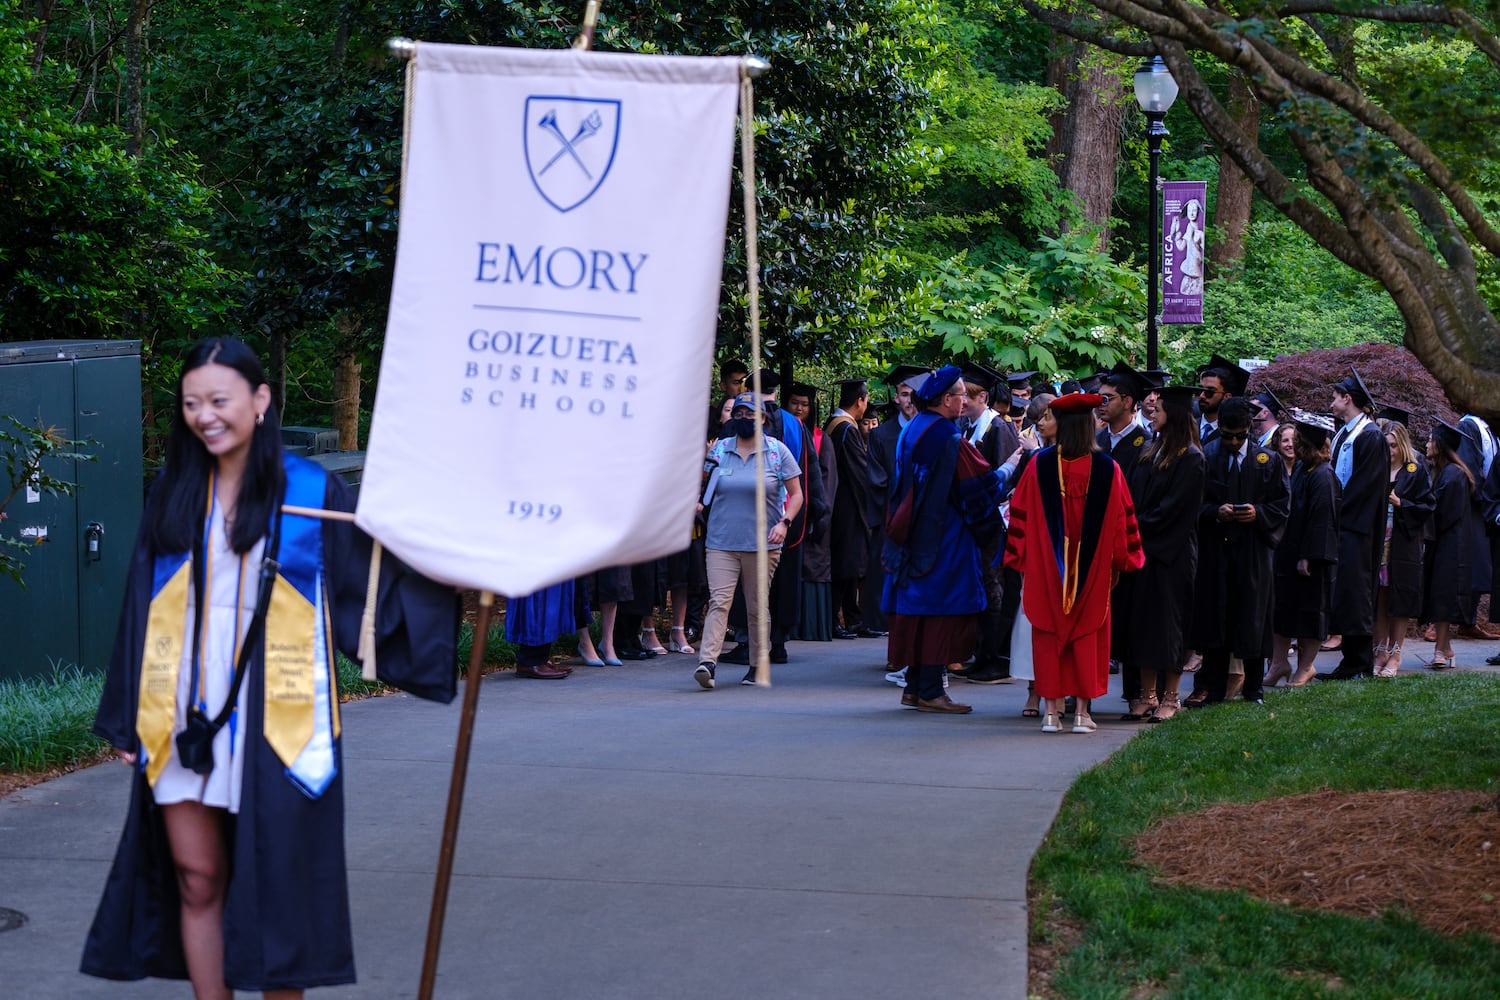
[136,455,342,798]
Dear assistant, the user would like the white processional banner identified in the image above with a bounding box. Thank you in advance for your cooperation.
[358,43,742,596]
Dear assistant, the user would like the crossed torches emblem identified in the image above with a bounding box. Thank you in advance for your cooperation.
[536,109,603,179]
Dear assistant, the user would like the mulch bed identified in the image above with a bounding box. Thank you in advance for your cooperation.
[1135,789,1500,939]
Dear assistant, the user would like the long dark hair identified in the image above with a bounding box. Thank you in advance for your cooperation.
[1054,409,1099,459]
[1142,392,1200,472]
[1431,438,1476,495]
[148,338,285,555]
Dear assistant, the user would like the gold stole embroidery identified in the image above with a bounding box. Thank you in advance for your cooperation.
[137,562,191,787]
[262,575,319,769]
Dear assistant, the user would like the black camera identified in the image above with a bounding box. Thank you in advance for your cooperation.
[175,709,217,775]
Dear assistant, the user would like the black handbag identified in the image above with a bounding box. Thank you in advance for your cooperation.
[175,496,284,775]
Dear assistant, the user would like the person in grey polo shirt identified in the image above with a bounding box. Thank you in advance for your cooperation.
[694,393,804,689]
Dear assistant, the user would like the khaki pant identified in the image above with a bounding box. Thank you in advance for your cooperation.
[699,547,783,666]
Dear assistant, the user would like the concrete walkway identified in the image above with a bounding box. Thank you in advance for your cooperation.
[2,632,1494,998]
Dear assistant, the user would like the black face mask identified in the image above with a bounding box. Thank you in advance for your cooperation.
[729,417,757,439]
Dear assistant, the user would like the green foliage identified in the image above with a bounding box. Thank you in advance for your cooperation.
[0,664,107,772]
[0,416,93,587]
[915,230,1144,378]
[1162,216,1402,376]
[1033,674,1500,997]
[0,2,231,346]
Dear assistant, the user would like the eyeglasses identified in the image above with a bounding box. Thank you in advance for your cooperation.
[1219,430,1249,441]
[1199,387,1222,397]
[1098,393,1119,403]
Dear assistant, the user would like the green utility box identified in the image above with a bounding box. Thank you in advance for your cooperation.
[0,340,143,681]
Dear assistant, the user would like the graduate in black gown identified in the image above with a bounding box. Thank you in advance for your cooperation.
[1423,420,1478,669]
[1269,411,1342,687]
[825,377,877,637]
[1186,398,1289,704]
[82,338,458,996]
[1319,368,1389,681]
[1120,385,1206,722]
[1373,415,1433,676]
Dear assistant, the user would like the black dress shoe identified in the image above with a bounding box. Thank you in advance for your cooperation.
[832,627,858,640]
[855,627,887,639]
[1314,669,1363,681]
[1486,652,1500,666]
[617,649,652,661]
[962,670,1012,685]
[769,644,788,664]
[721,644,750,665]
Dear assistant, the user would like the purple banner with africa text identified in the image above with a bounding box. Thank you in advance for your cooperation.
[1162,180,1207,325]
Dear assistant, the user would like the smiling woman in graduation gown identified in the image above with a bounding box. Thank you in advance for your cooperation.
[80,340,458,994]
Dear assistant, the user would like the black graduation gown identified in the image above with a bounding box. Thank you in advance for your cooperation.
[1097,422,1151,482]
[1424,463,1476,624]
[801,427,838,585]
[1123,446,1205,671]
[825,414,873,581]
[1384,458,1434,618]
[82,472,459,991]
[1274,462,1341,639]
[1190,441,1290,659]
[1329,419,1389,635]
[1483,456,1500,618]
[1456,417,1493,597]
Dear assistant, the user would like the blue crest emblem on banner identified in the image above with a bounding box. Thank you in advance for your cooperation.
[523,96,622,213]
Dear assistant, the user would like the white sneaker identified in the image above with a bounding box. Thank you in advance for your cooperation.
[884,667,908,688]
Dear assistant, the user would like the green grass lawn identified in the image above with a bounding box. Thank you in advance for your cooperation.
[1031,673,1500,998]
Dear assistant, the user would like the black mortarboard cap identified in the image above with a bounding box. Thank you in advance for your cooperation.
[1199,353,1251,396]
[1077,372,1104,394]
[1333,366,1374,407]
[1007,370,1037,387]
[881,364,931,389]
[1140,368,1173,389]
[1156,384,1205,414]
[1103,362,1150,401]
[960,360,1004,395]
[834,376,870,390]
[788,381,819,399]
[750,370,781,392]
[1290,407,1334,447]
[1009,394,1028,418]
[1251,388,1287,419]
[1375,401,1410,426]
[1059,378,1083,395]
[1432,419,1466,452]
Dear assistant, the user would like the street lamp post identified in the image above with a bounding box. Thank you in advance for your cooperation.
[1134,55,1179,373]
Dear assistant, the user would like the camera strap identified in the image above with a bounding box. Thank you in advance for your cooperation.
[187,482,286,736]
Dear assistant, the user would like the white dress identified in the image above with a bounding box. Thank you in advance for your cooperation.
[150,501,262,813]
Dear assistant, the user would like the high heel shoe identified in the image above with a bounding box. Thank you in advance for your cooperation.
[578,651,606,667]
[640,629,668,655]
[1428,651,1451,670]
[1379,646,1402,676]
[668,626,696,654]
[601,650,624,666]
[1374,641,1389,670]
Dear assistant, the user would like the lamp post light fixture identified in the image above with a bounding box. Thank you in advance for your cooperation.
[1134,55,1179,372]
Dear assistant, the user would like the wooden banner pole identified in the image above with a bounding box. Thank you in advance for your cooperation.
[417,589,494,999]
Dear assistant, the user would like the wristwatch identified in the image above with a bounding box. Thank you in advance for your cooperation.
[781,517,792,527]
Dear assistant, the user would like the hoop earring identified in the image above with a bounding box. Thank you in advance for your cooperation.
[256,412,265,426]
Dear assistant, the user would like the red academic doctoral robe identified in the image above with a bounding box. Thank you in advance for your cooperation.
[1004,449,1143,699]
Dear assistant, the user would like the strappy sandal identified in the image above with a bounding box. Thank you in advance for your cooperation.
[1149,692,1182,723]
[1122,692,1158,722]
[668,626,695,654]
[640,628,668,655]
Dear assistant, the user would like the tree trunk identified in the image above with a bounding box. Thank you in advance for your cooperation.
[122,0,149,156]
[1046,33,1127,248]
[1209,71,1258,274]
[333,314,363,450]
[28,0,56,73]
